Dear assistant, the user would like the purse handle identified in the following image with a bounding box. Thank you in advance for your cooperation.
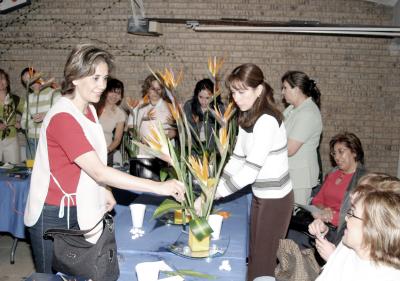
[44,213,112,238]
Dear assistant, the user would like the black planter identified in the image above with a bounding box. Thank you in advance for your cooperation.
[129,157,166,181]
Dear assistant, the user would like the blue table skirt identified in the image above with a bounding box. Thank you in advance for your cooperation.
[114,192,249,280]
[0,172,30,239]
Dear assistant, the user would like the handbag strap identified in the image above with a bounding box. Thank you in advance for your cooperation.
[44,213,112,237]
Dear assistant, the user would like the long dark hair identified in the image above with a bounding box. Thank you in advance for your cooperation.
[227,63,283,128]
[95,78,124,117]
[281,70,321,109]
[190,78,222,122]
[20,67,35,93]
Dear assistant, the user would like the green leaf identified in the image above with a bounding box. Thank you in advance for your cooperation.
[152,199,183,219]
[159,169,169,182]
[161,270,216,279]
[189,217,213,240]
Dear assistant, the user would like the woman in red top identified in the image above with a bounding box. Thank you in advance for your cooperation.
[24,44,185,274]
[311,132,365,227]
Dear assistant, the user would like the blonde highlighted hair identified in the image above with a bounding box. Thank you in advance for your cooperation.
[352,175,400,269]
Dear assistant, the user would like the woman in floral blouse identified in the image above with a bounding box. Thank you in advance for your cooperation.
[0,68,24,163]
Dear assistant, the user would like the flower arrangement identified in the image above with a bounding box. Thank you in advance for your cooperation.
[133,57,236,243]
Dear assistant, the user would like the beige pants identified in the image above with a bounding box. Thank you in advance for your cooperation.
[293,188,312,205]
[0,137,20,164]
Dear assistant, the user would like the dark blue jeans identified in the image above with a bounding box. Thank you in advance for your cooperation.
[28,204,78,273]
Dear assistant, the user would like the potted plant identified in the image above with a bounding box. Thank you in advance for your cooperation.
[135,57,236,252]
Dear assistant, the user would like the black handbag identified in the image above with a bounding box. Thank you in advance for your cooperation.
[289,206,337,238]
[44,213,119,281]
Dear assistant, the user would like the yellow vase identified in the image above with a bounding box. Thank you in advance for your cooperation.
[174,210,191,224]
[188,228,210,253]
[26,159,35,168]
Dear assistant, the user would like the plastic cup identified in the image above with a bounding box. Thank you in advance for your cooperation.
[129,203,146,229]
[208,214,223,240]
[135,261,159,281]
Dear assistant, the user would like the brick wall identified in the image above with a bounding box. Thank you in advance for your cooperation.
[1,0,399,176]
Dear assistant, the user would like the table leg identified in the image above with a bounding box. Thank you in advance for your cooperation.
[10,237,18,264]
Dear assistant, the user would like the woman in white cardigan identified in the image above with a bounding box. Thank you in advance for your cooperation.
[203,63,294,280]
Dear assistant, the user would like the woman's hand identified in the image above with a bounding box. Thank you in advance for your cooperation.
[315,236,336,261]
[312,207,333,223]
[308,218,329,237]
[158,179,185,202]
[194,196,204,216]
[32,112,46,123]
[105,189,116,212]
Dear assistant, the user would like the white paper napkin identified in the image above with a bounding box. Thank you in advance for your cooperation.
[135,260,184,281]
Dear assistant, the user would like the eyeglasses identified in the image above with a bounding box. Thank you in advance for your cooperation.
[346,209,363,221]
[330,148,349,158]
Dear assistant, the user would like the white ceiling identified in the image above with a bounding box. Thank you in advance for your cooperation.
[365,0,398,6]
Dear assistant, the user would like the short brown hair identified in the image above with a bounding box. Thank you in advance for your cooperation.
[329,132,364,165]
[62,44,114,96]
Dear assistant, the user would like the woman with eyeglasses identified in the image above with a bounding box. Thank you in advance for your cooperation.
[314,179,400,281]
[281,71,322,205]
[294,132,366,260]
[309,172,399,262]
[311,132,366,226]
[255,177,400,281]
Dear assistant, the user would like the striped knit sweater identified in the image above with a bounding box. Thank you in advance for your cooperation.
[217,114,292,199]
[21,87,60,139]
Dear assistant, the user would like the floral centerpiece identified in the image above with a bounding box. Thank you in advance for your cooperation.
[133,57,236,251]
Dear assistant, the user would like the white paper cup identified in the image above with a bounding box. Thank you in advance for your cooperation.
[135,261,159,281]
[129,204,146,229]
[208,214,223,240]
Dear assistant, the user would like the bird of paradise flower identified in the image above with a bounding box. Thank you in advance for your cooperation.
[142,60,236,241]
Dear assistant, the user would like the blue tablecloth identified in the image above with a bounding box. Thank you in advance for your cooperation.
[0,170,30,239]
[114,192,249,280]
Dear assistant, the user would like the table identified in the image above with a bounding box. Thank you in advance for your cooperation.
[0,169,30,263]
[114,191,249,280]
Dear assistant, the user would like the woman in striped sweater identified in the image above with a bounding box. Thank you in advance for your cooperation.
[215,63,294,280]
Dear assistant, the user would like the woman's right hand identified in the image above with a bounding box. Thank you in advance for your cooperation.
[157,179,185,202]
[308,218,329,238]
[315,236,336,261]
